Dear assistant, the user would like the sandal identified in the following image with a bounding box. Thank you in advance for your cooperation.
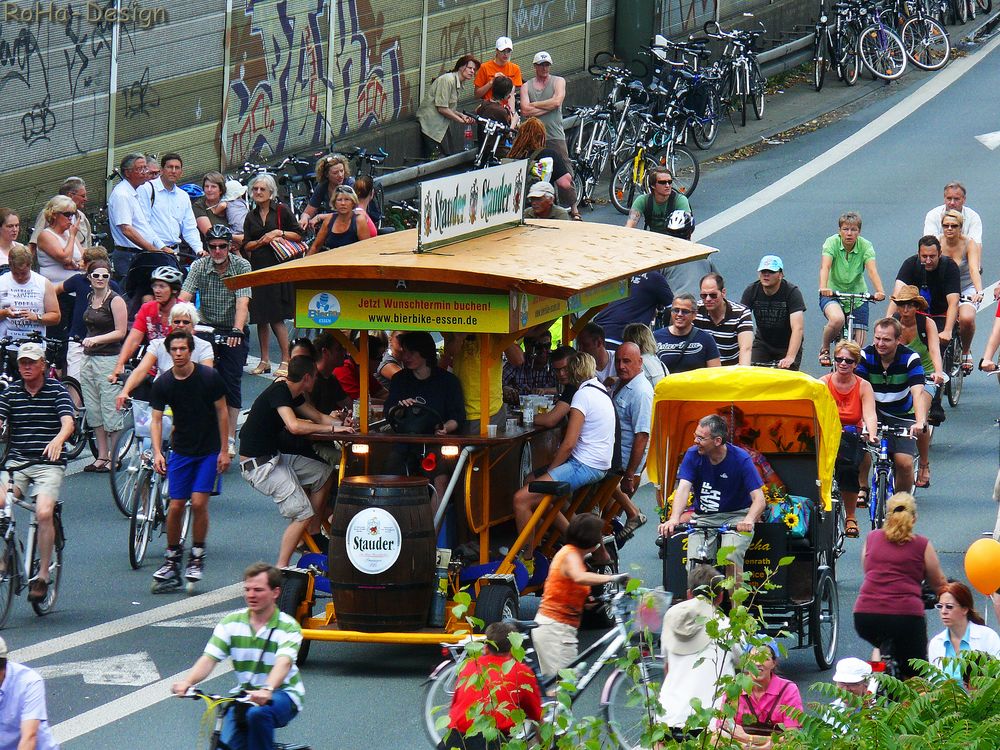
[916,462,931,489]
[845,517,860,538]
[570,208,583,222]
[818,349,832,367]
[274,361,290,379]
[249,361,271,375]
[83,458,111,473]
[856,488,869,508]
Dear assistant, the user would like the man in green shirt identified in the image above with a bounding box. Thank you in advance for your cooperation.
[624,166,692,233]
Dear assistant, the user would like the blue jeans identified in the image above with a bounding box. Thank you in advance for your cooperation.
[220,690,298,750]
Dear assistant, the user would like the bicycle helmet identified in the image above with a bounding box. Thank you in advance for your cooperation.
[206,223,233,242]
[150,265,184,289]
[665,210,695,239]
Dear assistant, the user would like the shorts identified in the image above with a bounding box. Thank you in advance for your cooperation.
[241,453,333,522]
[819,294,869,330]
[167,452,221,499]
[66,340,84,381]
[10,462,65,500]
[532,613,578,678]
[923,382,938,399]
[688,510,754,570]
[214,335,248,409]
[879,413,917,457]
[835,430,863,494]
[960,284,978,308]
[547,456,607,493]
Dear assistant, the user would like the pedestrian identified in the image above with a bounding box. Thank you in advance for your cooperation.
[740,255,806,369]
[193,172,248,247]
[474,36,524,114]
[34,195,84,367]
[0,246,61,344]
[107,152,174,281]
[610,342,652,543]
[416,55,479,158]
[308,185,371,252]
[621,323,667,388]
[28,176,91,251]
[520,52,579,218]
[136,152,203,259]
[149,330,230,593]
[0,208,24,271]
[297,154,355,231]
[0,635,60,749]
[927,581,1000,680]
[624,166,692,232]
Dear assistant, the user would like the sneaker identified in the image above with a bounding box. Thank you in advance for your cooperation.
[227,437,237,459]
[185,549,205,582]
[27,578,48,603]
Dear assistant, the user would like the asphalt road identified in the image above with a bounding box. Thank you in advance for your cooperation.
[18,28,1000,750]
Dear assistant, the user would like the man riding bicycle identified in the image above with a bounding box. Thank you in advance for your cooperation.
[0,342,75,603]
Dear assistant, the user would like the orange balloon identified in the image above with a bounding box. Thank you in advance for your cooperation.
[964,538,1000,595]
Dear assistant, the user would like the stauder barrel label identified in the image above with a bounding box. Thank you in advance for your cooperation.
[346,508,402,574]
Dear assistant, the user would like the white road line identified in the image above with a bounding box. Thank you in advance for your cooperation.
[693,32,1000,243]
[50,664,234,744]
[10,583,242,663]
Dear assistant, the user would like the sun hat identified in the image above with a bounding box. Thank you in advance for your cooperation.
[891,284,928,310]
[222,179,247,202]
[661,598,715,655]
[833,657,873,683]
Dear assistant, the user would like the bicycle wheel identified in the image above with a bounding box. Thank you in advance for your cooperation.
[128,469,154,569]
[603,653,666,750]
[61,377,89,460]
[946,339,964,406]
[31,521,62,615]
[841,28,862,85]
[652,145,699,198]
[111,427,140,517]
[609,156,647,214]
[750,59,766,120]
[976,0,991,13]
[689,88,721,149]
[814,31,829,91]
[423,662,459,747]
[902,17,950,70]
[813,571,840,670]
[952,0,968,23]
[0,538,15,628]
[872,471,889,529]
[859,25,908,79]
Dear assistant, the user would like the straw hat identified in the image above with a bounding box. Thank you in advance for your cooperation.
[890,285,928,310]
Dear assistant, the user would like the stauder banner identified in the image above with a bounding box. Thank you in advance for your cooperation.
[417,159,527,252]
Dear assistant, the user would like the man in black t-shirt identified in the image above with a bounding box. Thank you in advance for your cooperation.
[150,331,230,593]
[240,356,351,567]
[312,331,351,415]
[740,255,806,370]
[888,236,961,343]
[533,346,577,429]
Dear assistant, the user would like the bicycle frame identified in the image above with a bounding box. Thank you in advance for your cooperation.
[0,481,39,597]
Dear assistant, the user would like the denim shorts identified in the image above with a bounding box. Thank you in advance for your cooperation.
[547,456,607,493]
[819,294,869,329]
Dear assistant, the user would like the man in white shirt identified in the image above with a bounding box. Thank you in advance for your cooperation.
[137,152,203,258]
[107,152,174,280]
[923,181,983,244]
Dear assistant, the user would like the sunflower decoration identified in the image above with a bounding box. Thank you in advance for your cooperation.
[783,511,800,531]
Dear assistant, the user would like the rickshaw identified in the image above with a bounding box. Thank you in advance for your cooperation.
[647,367,842,669]
[226,162,717,661]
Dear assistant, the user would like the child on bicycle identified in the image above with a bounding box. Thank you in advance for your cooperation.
[819,211,886,364]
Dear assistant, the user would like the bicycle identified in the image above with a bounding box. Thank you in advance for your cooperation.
[178,689,311,750]
[880,0,951,70]
[704,18,768,127]
[862,423,914,529]
[938,316,965,407]
[856,0,909,81]
[466,112,515,170]
[814,1,864,90]
[828,290,878,349]
[0,458,66,625]
[423,589,670,750]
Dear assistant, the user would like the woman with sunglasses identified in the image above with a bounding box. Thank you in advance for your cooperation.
[242,174,298,377]
[927,581,1000,681]
[78,259,128,472]
[297,153,355,231]
[854,492,947,679]
[821,340,878,538]
[35,195,86,369]
[939,209,983,372]
[892,285,943,488]
[308,185,371,253]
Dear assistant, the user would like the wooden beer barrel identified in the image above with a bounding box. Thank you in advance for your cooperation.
[328,475,436,632]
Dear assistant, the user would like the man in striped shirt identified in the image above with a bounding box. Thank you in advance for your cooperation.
[172,563,304,749]
[0,342,74,604]
[694,273,753,366]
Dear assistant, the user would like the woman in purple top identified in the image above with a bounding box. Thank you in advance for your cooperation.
[853,492,946,679]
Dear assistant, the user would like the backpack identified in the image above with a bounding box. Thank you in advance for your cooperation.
[643,191,677,232]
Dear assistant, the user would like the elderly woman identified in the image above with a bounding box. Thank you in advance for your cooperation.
[78,258,128,472]
[854,492,947,679]
[939,208,983,371]
[36,195,84,283]
[193,172,247,246]
[821,340,878,538]
[714,641,803,748]
[507,117,578,219]
[298,153,354,231]
[927,581,1000,680]
[512,352,615,563]
[622,322,667,388]
[0,208,23,271]
[416,55,480,158]
[892,286,943,488]
[308,185,371,252]
[242,173,298,378]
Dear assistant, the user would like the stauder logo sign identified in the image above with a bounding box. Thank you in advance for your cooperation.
[345,507,401,574]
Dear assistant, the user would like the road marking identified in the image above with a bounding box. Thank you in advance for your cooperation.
[10,583,242,663]
[693,32,1000,242]
[50,664,234,744]
[36,651,160,686]
[975,129,1000,150]
[153,609,239,628]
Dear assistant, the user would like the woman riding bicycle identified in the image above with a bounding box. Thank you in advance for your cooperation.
[853,492,946,679]
[820,340,878,539]
[939,209,983,372]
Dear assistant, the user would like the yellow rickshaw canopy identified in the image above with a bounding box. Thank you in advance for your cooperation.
[647,367,840,510]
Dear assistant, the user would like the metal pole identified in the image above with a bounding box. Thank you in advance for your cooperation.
[220,0,235,170]
[419,0,430,104]
[326,0,338,142]
[104,0,122,198]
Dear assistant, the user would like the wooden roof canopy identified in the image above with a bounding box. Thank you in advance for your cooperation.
[224,219,718,299]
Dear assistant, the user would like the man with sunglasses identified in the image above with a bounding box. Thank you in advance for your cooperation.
[624,166,691,233]
[740,255,806,370]
[693,273,752,367]
[652,293,720,374]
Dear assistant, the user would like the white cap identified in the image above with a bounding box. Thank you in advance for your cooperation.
[533,51,552,65]
[496,36,513,51]
[832,657,873,684]
[527,182,555,199]
[16,342,45,361]
[222,179,247,202]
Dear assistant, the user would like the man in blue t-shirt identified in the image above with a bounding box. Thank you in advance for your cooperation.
[658,414,765,581]
[594,271,673,351]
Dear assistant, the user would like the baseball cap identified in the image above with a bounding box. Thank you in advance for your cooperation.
[757,255,783,272]
[496,36,513,51]
[833,657,873,683]
[744,638,780,660]
[533,51,552,65]
[661,598,715,655]
[17,342,45,361]
[527,182,555,199]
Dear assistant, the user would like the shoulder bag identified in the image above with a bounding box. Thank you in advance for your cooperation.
[270,204,308,262]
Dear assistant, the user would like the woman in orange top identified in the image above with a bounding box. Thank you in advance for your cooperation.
[820,340,877,538]
[533,514,628,679]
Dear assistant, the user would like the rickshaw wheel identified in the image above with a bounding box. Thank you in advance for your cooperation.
[278,569,313,666]
[812,571,839,670]
[475,584,519,630]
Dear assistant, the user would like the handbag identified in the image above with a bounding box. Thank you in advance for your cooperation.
[762,487,811,539]
[269,204,308,261]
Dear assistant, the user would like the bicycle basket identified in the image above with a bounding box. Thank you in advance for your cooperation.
[622,588,673,636]
[132,400,173,440]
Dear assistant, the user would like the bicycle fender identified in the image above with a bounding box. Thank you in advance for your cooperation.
[425,658,456,684]
[598,668,628,706]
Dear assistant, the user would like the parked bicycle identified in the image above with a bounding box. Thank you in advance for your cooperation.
[880,0,951,70]
[0,458,65,625]
[814,0,863,90]
[855,0,909,80]
[704,17,768,127]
